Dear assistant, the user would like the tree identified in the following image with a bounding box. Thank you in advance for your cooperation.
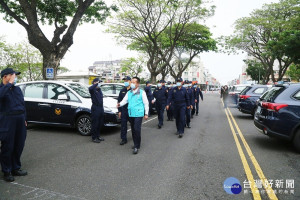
[108,0,214,83]
[222,0,299,83]
[168,23,217,80]
[120,57,144,77]
[244,59,266,84]
[0,39,69,81]
[287,64,300,82]
[0,0,117,79]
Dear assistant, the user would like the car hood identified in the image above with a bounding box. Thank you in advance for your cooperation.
[81,96,118,113]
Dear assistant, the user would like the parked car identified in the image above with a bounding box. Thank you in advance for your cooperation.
[254,83,300,152]
[98,83,124,100]
[229,84,251,105]
[238,85,272,116]
[17,81,120,136]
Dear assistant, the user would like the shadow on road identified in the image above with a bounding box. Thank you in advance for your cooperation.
[253,136,296,154]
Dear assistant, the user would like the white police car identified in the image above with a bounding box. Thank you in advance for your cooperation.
[17,81,120,136]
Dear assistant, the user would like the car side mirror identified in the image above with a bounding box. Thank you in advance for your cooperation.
[57,94,68,101]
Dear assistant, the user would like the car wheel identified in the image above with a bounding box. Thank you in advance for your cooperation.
[76,114,92,136]
[293,129,300,153]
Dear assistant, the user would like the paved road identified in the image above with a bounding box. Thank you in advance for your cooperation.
[0,93,299,200]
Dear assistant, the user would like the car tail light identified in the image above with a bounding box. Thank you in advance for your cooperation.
[240,95,250,100]
[261,102,288,112]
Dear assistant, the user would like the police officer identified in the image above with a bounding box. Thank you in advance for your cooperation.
[144,81,153,117]
[117,76,131,145]
[89,78,105,143]
[166,82,174,121]
[184,81,194,128]
[166,78,190,138]
[0,68,27,182]
[117,77,149,154]
[192,83,203,117]
[152,80,168,129]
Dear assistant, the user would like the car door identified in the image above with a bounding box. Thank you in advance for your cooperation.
[46,83,80,125]
[23,83,47,122]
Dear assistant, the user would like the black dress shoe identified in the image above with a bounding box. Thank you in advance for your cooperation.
[196,113,199,116]
[120,140,127,145]
[133,148,139,154]
[12,169,27,176]
[3,172,14,182]
[158,124,161,129]
[97,137,105,141]
[178,134,183,138]
[92,138,101,143]
[187,124,191,128]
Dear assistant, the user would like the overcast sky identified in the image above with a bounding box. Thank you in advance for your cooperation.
[0,0,278,85]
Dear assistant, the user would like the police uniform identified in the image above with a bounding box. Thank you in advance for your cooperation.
[0,68,27,182]
[117,77,131,144]
[167,78,190,138]
[144,82,153,117]
[192,85,203,116]
[166,83,174,121]
[89,78,104,143]
[185,81,194,128]
[153,82,168,128]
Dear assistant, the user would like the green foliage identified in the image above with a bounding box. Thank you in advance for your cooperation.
[120,57,145,77]
[244,60,266,83]
[0,0,117,26]
[287,64,300,82]
[222,0,299,82]
[0,39,47,81]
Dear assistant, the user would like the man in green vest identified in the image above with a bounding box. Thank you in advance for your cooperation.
[117,77,149,154]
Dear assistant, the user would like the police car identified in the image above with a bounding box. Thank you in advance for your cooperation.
[17,81,120,136]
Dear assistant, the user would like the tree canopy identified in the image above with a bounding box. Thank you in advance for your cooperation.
[0,0,117,79]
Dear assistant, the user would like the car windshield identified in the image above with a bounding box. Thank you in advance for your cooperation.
[67,83,91,98]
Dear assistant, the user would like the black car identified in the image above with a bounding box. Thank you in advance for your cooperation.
[17,81,120,136]
[238,85,271,116]
[254,83,300,152]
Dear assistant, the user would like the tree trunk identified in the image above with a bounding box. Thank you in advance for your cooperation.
[150,72,157,83]
[42,53,61,80]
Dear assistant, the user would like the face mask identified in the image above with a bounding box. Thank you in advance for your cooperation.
[130,83,136,89]
[124,82,129,87]
[176,82,181,87]
[13,77,18,85]
[98,83,101,87]
[157,83,162,87]
[193,85,197,88]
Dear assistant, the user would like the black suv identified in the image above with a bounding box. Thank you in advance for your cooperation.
[254,83,300,152]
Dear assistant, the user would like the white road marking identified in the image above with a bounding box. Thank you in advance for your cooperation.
[0,180,86,200]
[126,116,158,132]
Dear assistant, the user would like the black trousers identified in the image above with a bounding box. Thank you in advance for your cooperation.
[120,108,129,141]
[91,105,104,140]
[129,117,143,149]
[0,114,26,173]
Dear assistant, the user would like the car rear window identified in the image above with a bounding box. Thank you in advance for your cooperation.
[293,91,300,100]
[67,83,91,98]
[262,86,285,102]
[240,86,252,95]
[253,87,266,94]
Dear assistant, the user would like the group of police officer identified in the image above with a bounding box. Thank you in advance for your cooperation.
[0,68,204,181]
[116,76,204,143]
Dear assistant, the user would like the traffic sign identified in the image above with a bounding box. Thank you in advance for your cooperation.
[46,68,54,79]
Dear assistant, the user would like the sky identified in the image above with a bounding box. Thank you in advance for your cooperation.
[0,0,278,85]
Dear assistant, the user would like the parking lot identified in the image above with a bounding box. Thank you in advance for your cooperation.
[0,93,299,200]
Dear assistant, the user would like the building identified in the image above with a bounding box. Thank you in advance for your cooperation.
[89,60,124,82]
[57,71,98,85]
